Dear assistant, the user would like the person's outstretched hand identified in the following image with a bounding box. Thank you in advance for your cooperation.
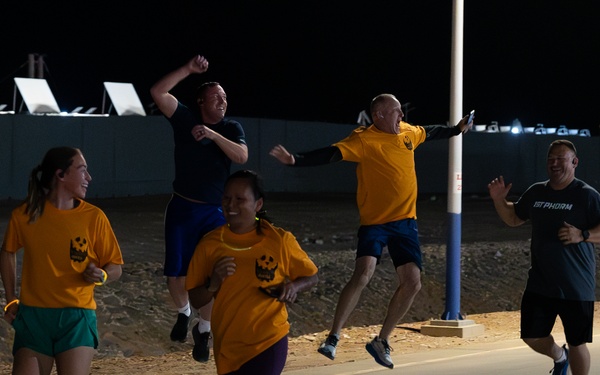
[269,145,295,165]
[457,113,474,133]
[488,175,512,202]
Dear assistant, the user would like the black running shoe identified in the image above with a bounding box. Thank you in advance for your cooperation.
[192,323,211,362]
[170,313,190,342]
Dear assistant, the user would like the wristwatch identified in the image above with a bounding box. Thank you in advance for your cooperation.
[582,229,590,242]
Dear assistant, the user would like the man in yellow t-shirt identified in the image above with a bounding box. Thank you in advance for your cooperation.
[270,93,472,369]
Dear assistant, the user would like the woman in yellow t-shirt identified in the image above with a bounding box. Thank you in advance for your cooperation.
[186,170,318,374]
[0,147,124,375]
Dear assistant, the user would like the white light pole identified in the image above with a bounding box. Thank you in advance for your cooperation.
[443,0,464,320]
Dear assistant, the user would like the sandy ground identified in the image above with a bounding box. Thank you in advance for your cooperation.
[1,193,599,374]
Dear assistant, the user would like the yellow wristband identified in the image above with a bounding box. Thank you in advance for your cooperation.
[4,299,19,312]
[94,269,108,286]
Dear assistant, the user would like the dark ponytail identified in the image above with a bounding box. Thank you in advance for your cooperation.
[24,147,80,222]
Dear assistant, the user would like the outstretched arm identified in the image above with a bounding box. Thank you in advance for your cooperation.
[150,55,209,118]
[269,145,342,167]
[488,176,525,227]
[424,113,473,140]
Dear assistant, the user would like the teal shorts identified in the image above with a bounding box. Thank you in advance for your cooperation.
[12,304,98,356]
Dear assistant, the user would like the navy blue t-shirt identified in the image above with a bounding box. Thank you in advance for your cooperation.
[514,178,600,301]
[167,102,246,203]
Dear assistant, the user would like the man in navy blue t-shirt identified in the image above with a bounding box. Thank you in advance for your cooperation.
[150,55,248,362]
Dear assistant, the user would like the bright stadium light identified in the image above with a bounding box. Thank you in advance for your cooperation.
[510,118,523,134]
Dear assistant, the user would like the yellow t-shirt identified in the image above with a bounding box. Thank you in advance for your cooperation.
[2,200,123,309]
[186,221,318,374]
[334,122,427,225]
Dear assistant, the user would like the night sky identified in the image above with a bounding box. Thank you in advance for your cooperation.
[1,1,599,135]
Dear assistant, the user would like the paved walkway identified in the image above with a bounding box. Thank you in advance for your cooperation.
[285,333,600,374]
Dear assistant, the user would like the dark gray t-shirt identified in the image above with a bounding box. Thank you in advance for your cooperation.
[514,178,600,301]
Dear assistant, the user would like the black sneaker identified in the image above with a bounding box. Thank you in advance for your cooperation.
[192,323,211,362]
[170,313,190,342]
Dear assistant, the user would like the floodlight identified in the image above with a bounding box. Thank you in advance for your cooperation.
[356,110,371,126]
[0,104,13,115]
[13,77,60,114]
[102,82,146,116]
[510,118,523,134]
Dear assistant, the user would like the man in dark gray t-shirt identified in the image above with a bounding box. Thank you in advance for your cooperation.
[489,139,600,375]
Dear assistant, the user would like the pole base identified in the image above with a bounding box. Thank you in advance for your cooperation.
[420,319,485,338]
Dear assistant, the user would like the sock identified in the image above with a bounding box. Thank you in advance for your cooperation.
[197,316,211,333]
[556,347,567,363]
[178,302,191,317]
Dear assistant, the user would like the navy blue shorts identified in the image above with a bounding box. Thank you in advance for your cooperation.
[357,218,422,270]
[164,194,226,277]
[520,291,594,346]
[224,335,288,375]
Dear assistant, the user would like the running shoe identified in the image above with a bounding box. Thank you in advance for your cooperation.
[551,344,569,375]
[366,336,394,369]
[192,323,211,362]
[317,334,339,360]
[169,313,190,342]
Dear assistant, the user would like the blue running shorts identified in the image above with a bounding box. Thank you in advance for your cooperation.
[357,218,422,270]
[164,194,226,277]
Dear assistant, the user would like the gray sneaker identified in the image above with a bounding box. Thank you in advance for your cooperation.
[366,337,394,369]
[317,334,339,360]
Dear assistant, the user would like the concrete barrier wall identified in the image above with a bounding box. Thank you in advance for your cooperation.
[1,115,598,200]
[0,115,174,199]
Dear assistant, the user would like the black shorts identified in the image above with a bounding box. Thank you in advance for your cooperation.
[520,290,594,346]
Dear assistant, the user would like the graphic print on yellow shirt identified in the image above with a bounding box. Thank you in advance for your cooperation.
[70,236,89,263]
[256,254,278,281]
